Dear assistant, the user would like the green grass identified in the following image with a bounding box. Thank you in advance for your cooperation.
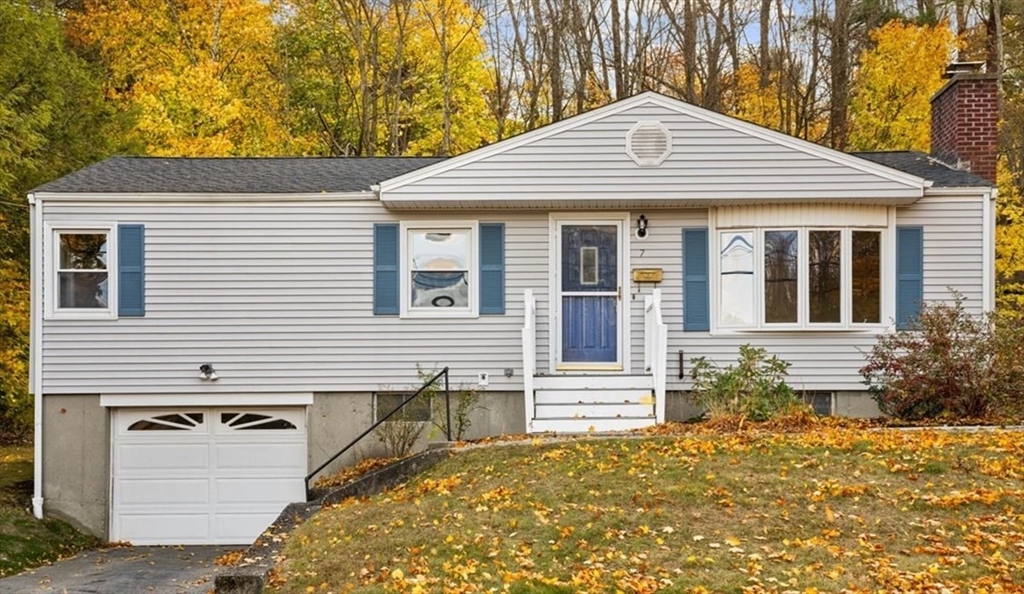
[271,428,1024,593]
[0,445,98,578]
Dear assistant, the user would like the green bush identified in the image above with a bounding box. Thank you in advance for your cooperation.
[689,344,802,421]
[859,293,1024,420]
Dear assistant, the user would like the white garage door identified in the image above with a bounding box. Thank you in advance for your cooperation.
[111,407,307,545]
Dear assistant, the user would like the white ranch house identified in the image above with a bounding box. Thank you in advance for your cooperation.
[29,68,997,545]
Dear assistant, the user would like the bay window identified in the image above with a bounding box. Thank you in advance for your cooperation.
[717,227,883,329]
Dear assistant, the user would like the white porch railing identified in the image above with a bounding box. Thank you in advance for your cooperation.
[644,288,668,424]
[521,289,536,430]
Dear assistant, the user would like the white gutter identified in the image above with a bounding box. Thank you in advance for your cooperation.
[28,192,43,519]
[983,187,997,312]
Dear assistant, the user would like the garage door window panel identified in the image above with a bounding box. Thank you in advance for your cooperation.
[220,412,297,430]
[127,412,205,431]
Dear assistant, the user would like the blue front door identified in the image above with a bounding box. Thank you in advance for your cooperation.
[560,224,619,365]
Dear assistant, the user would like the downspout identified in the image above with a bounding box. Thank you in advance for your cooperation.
[983,187,997,312]
[28,192,43,519]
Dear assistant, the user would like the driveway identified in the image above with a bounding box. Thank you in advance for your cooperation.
[0,545,237,594]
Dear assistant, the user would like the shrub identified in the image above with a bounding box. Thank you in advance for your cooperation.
[375,405,426,458]
[689,344,803,422]
[415,365,483,442]
[860,293,1024,420]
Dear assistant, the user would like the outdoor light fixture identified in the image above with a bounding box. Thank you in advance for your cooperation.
[637,214,648,238]
[198,364,219,381]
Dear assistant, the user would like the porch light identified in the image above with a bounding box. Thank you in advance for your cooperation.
[198,364,219,381]
[637,214,648,239]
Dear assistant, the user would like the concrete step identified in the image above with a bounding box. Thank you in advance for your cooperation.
[534,388,654,405]
[533,374,654,390]
[534,401,655,420]
[529,417,656,434]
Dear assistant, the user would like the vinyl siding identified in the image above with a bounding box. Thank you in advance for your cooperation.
[383,103,923,205]
[897,193,985,310]
[41,201,549,393]
[40,193,985,396]
[670,194,986,392]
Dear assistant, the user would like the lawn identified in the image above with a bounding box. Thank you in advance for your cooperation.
[0,445,98,578]
[272,423,1024,593]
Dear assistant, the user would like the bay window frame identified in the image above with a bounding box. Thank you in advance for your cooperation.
[709,211,893,333]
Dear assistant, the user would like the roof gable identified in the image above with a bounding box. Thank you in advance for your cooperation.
[379,92,930,209]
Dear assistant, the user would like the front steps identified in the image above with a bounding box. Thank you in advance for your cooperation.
[529,374,657,433]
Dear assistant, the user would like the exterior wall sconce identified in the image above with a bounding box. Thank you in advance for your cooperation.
[199,364,219,381]
[636,214,648,238]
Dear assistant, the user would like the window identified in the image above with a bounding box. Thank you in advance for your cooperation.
[57,231,110,310]
[374,393,432,423]
[717,228,883,329]
[401,222,477,317]
[128,413,204,431]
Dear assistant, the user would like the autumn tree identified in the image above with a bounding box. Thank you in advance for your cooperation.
[278,0,494,156]
[0,0,126,437]
[71,0,303,156]
[847,19,956,152]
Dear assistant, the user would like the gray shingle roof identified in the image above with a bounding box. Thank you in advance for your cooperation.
[33,150,993,195]
[851,151,994,188]
[31,156,446,194]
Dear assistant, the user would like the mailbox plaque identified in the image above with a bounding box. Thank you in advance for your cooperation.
[632,268,664,283]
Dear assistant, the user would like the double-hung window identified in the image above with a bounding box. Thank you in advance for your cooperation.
[717,227,883,329]
[50,228,116,318]
[401,222,477,317]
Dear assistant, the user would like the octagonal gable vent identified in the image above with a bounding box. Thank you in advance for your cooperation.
[626,121,672,166]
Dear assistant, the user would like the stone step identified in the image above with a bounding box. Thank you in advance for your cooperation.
[529,417,656,434]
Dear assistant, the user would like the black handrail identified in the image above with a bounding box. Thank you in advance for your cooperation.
[304,366,451,495]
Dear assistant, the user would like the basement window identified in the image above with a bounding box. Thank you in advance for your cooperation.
[374,393,432,423]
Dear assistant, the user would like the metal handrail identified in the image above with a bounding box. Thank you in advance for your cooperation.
[304,366,450,495]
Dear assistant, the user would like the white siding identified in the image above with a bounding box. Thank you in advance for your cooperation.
[41,201,549,393]
[897,193,985,310]
[669,194,987,392]
[383,102,923,206]
[40,193,986,396]
[717,203,888,228]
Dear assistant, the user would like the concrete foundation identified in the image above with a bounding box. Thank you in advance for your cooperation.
[665,391,703,422]
[834,391,882,418]
[41,394,110,539]
[307,390,526,482]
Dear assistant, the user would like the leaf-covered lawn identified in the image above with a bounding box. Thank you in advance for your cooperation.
[273,426,1024,593]
[0,445,99,578]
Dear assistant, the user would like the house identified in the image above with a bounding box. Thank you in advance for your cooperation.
[28,64,997,546]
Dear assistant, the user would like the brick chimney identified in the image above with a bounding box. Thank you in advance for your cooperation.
[930,61,999,184]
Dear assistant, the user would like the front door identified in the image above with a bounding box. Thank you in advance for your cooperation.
[557,222,622,368]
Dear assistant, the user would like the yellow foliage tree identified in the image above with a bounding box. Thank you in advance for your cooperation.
[848,19,957,152]
[727,62,827,141]
[278,0,494,156]
[71,0,305,156]
[996,158,1024,312]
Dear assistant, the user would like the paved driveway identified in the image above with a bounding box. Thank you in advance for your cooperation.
[0,545,237,594]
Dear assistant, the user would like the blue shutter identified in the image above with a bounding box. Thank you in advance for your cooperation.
[479,223,505,315]
[896,226,924,330]
[373,224,400,315]
[117,224,145,317]
[683,228,709,332]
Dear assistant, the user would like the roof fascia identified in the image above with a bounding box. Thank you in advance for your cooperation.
[379,92,666,192]
[31,191,377,202]
[923,186,995,197]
